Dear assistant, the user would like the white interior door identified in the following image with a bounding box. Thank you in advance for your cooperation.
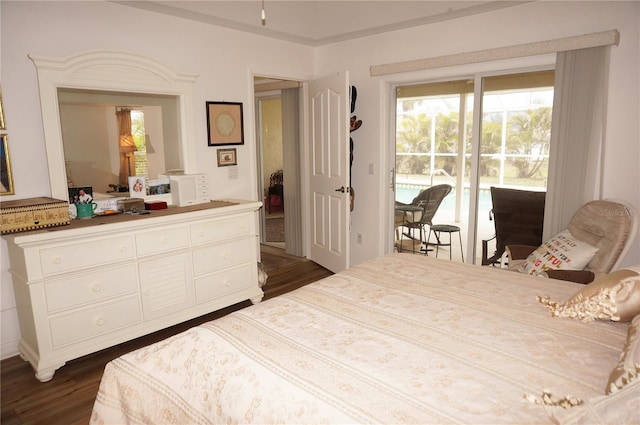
[308,71,350,273]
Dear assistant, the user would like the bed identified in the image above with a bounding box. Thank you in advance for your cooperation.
[90,253,639,424]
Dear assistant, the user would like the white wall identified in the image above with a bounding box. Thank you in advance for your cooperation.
[316,0,640,267]
[1,0,639,360]
[0,0,315,359]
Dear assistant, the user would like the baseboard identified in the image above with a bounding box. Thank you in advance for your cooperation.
[1,340,19,360]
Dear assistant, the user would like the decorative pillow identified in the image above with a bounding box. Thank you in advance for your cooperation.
[517,230,599,276]
[537,268,640,323]
[606,314,640,394]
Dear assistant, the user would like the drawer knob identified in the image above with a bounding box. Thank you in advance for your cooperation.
[224,280,231,287]
[162,238,169,245]
[53,257,61,265]
[119,245,127,253]
[223,252,229,260]
[96,318,105,326]
[199,232,205,238]
[92,285,101,293]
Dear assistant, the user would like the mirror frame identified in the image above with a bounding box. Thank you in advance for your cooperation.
[29,49,198,201]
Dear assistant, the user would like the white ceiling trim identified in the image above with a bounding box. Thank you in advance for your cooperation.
[111,1,531,47]
[370,29,620,76]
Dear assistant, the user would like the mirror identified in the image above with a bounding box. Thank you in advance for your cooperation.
[58,88,181,195]
[29,49,198,202]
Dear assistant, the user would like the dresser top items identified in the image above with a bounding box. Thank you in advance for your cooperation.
[2,199,261,243]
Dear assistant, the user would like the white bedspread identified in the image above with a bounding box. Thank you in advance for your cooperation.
[91,253,627,424]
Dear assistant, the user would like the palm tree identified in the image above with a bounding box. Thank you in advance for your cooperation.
[396,113,431,174]
[506,107,551,179]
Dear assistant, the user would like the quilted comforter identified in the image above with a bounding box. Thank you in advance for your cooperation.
[91,253,628,424]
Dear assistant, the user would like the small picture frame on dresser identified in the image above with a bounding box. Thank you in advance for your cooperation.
[129,176,146,197]
[68,186,93,204]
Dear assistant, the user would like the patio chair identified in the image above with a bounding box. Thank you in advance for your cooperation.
[396,184,452,252]
[481,186,546,266]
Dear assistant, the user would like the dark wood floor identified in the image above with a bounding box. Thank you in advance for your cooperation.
[1,247,332,425]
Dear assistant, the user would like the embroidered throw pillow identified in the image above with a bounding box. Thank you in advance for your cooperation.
[517,229,599,276]
[537,267,640,323]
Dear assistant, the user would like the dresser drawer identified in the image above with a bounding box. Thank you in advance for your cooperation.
[194,262,255,304]
[44,264,138,313]
[135,225,189,257]
[49,296,141,348]
[196,186,209,197]
[192,237,254,275]
[40,235,134,276]
[190,214,253,245]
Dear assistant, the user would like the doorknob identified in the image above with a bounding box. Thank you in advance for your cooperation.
[335,186,346,193]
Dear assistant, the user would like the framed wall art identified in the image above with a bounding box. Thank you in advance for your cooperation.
[1,135,14,195]
[206,101,244,146]
[217,148,237,167]
[0,86,6,131]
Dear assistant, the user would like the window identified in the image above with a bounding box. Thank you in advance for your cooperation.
[394,70,554,263]
[129,109,148,177]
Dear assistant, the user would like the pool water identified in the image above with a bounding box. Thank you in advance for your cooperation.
[395,185,493,212]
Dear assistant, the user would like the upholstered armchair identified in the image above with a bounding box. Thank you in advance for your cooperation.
[504,199,638,284]
[267,170,284,214]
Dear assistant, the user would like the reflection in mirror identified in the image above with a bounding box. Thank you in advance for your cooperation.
[58,88,181,196]
[29,49,198,202]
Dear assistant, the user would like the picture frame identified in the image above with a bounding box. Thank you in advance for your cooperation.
[0,86,6,131]
[1,135,14,195]
[206,101,244,146]
[68,186,93,204]
[217,148,237,167]
[148,178,171,195]
[128,176,147,197]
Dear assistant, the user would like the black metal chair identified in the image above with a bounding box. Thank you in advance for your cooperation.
[428,223,464,261]
[481,186,546,266]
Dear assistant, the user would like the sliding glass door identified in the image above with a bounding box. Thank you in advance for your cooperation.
[394,70,554,263]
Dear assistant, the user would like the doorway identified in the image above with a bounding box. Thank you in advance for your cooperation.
[256,95,285,247]
[254,76,303,256]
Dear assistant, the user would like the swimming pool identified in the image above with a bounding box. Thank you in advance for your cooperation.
[395,185,493,212]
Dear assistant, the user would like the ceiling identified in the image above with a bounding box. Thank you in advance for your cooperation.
[113,1,530,47]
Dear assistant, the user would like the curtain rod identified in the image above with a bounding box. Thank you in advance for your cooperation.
[370,29,619,77]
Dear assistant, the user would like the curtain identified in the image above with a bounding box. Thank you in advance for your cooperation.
[543,46,609,240]
[281,88,303,256]
[116,108,136,186]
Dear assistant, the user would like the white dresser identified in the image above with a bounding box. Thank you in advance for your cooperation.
[3,200,263,382]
